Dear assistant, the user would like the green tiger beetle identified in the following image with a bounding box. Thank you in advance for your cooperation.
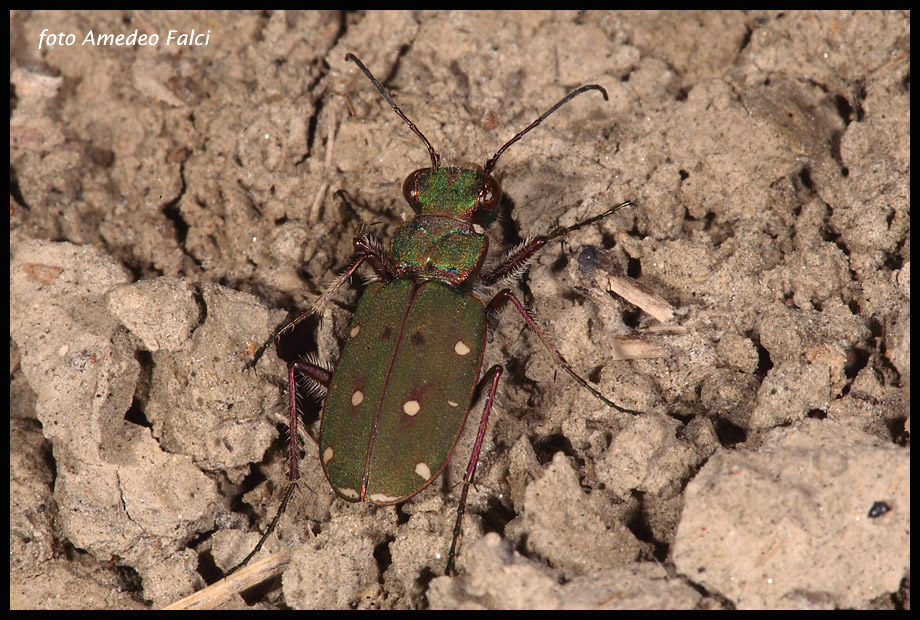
[235,53,635,577]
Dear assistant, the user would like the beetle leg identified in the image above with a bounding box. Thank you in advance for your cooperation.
[225,482,297,576]
[353,234,398,283]
[247,235,397,369]
[483,201,634,285]
[226,359,330,577]
[487,289,638,414]
[287,361,331,478]
[446,364,503,576]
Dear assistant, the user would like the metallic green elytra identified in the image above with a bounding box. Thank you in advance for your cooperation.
[321,279,486,504]
[236,53,636,577]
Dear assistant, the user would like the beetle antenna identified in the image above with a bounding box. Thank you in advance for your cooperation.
[345,53,441,168]
[484,84,608,174]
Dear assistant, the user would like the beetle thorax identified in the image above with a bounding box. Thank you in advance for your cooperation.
[391,215,489,286]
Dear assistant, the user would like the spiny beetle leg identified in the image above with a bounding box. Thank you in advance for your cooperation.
[353,235,398,282]
[227,359,330,577]
[247,235,397,369]
[543,200,635,243]
[487,289,639,414]
[484,201,634,286]
[247,308,315,370]
[446,364,503,576]
[287,361,332,480]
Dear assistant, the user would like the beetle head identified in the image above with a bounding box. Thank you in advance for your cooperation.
[402,165,502,228]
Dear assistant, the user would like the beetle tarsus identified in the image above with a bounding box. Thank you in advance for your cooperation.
[225,482,298,577]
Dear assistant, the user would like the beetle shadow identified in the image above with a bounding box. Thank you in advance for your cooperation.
[494,194,523,247]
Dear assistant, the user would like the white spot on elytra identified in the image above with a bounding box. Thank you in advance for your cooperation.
[323,446,334,463]
[350,325,361,337]
[352,390,364,406]
[454,340,471,356]
[447,400,459,408]
[415,462,431,480]
[403,400,421,416]
[369,493,401,503]
[337,487,360,500]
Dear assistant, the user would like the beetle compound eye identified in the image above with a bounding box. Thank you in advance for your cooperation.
[477,178,502,211]
[403,170,422,206]
[476,188,492,208]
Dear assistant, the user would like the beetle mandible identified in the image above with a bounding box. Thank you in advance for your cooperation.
[238,53,635,576]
